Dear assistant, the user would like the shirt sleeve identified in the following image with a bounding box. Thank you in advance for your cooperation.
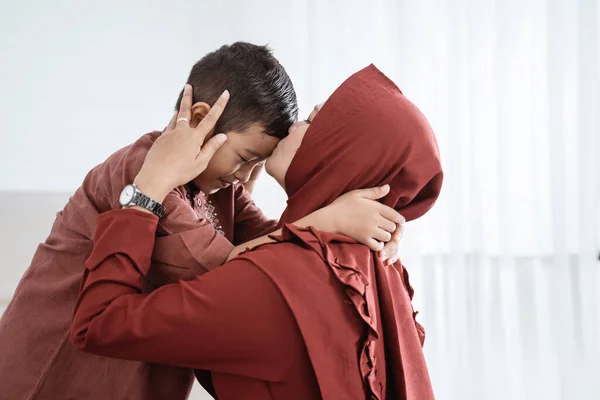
[232,184,279,245]
[145,189,233,290]
[81,132,233,290]
[71,208,300,382]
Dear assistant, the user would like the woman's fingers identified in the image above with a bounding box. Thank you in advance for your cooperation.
[193,89,230,144]
[176,84,194,126]
[380,240,399,263]
[392,223,405,243]
[366,238,385,252]
[166,111,178,131]
[195,133,228,168]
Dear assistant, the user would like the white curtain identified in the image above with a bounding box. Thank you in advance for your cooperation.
[254,0,600,398]
[314,0,600,399]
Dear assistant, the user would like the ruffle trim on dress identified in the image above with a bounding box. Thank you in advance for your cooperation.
[274,224,383,399]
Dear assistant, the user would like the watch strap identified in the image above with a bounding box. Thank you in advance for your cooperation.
[130,188,166,218]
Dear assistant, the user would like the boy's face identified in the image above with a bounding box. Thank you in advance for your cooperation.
[193,123,280,194]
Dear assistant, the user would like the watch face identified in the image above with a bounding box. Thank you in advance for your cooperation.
[119,184,136,206]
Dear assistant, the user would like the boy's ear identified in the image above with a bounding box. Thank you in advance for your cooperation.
[190,102,211,128]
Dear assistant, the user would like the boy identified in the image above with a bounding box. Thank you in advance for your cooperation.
[0,43,401,400]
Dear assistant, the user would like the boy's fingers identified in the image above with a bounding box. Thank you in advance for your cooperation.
[354,185,390,200]
[378,205,405,225]
[373,228,392,243]
[378,218,397,234]
[366,238,385,252]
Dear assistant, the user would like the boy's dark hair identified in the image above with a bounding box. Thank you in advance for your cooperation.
[175,42,298,139]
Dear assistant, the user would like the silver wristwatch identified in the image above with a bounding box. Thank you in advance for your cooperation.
[119,184,166,218]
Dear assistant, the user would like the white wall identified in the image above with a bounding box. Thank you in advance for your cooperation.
[0,0,397,192]
[0,192,71,301]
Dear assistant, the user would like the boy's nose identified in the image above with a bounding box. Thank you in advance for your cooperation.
[234,165,253,183]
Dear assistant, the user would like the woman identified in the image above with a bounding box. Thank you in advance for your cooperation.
[71,65,442,399]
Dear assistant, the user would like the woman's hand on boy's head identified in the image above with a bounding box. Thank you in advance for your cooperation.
[326,185,405,252]
[134,84,229,203]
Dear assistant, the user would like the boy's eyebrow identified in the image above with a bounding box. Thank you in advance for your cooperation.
[244,148,268,160]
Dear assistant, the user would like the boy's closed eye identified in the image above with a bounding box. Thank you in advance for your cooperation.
[239,154,264,165]
[240,148,269,165]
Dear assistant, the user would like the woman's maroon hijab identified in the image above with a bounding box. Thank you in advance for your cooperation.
[244,65,442,399]
[281,64,442,224]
